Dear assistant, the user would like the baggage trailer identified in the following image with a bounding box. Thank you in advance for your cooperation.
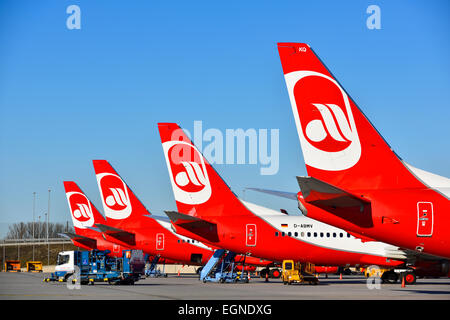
[44,249,145,285]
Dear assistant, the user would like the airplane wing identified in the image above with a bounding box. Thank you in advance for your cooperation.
[95,223,136,246]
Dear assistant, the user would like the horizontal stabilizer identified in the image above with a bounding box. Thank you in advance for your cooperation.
[95,223,136,246]
[60,232,97,248]
[165,211,220,243]
[297,176,370,209]
[60,232,94,241]
[58,232,72,239]
[297,176,374,228]
[246,188,298,200]
[165,211,204,223]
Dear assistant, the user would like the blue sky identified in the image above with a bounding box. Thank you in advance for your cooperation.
[0,0,449,237]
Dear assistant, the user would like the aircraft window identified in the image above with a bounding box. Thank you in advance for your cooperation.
[294,232,298,237]
[281,232,285,237]
[177,240,180,243]
[301,232,304,237]
[288,232,292,237]
[275,232,279,237]
[339,233,343,238]
[326,233,330,238]
[320,232,324,238]
[313,232,317,237]
[307,232,311,237]
[333,233,336,238]
[347,233,351,238]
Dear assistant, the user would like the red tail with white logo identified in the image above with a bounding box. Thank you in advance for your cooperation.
[63,181,106,234]
[278,43,424,192]
[278,43,450,259]
[63,181,130,256]
[92,160,154,229]
[158,123,253,221]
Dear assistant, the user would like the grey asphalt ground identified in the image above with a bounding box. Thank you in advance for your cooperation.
[0,272,449,300]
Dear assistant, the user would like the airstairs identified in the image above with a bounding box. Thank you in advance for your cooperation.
[200,249,247,283]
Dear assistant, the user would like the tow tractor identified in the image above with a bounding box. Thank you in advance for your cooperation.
[281,260,319,285]
[44,249,145,285]
[364,266,417,285]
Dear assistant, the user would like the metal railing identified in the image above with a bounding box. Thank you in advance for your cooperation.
[0,238,72,247]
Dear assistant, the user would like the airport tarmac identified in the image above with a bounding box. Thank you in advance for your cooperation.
[0,271,449,300]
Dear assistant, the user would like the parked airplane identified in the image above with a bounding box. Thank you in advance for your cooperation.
[63,181,130,257]
[158,122,408,273]
[277,42,450,260]
[91,159,271,268]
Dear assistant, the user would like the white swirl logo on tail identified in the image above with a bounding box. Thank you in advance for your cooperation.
[162,140,212,205]
[96,173,132,220]
[105,188,129,208]
[175,161,208,188]
[66,191,94,229]
[73,203,91,219]
[306,103,353,143]
[285,70,361,171]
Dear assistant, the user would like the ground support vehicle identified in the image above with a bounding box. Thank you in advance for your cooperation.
[4,260,21,272]
[364,265,417,285]
[44,249,145,285]
[144,255,168,278]
[281,260,319,285]
[200,249,250,283]
[26,261,43,272]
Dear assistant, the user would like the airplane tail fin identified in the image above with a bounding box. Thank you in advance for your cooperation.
[277,43,423,192]
[158,123,253,221]
[63,181,106,235]
[92,160,153,229]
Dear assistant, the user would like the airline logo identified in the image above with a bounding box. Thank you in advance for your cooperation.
[96,172,132,220]
[284,70,361,171]
[162,140,212,205]
[66,191,95,229]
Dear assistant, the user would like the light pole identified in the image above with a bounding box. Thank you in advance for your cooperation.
[45,212,48,241]
[32,192,36,261]
[38,216,41,239]
[47,189,51,266]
